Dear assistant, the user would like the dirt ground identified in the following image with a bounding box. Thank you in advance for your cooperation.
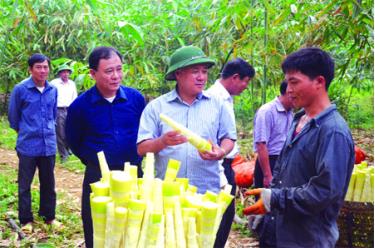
[1,128,372,248]
[0,147,258,247]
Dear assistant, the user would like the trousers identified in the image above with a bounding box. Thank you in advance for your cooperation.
[214,158,236,248]
[17,152,56,224]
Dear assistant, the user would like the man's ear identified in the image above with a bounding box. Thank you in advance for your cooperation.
[231,73,240,81]
[89,69,95,79]
[315,75,326,90]
[174,70,181,80]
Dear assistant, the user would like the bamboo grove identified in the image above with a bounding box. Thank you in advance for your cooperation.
[0,0,373,124]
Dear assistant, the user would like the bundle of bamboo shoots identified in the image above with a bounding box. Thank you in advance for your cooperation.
[90,151,233,248]
[345,161,374,203]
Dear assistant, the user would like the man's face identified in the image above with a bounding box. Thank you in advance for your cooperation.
[29,60,49,86]
[59,70,71,82]
[175,64,208,97]
[90,54,123,97]
[285,71,321,109]
[228,74,251,96]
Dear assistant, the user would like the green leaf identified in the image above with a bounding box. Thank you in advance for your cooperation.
[118,21,144,46]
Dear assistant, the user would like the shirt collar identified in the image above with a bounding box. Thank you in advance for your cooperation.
[90,85,127,104]
[212,80,232,101]
[166,88,209,103]
[275,97,288,112]
[293,104,337,127]
[25,77,53,90]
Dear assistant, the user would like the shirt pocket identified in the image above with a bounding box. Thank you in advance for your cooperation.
[24,94,41,121]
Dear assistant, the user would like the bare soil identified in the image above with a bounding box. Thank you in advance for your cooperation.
[0,128,372,248]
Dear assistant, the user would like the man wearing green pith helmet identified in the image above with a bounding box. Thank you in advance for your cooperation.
[50,64,77,163]
[137,45,236,198]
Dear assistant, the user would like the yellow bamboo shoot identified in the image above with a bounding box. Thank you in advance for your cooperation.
[160,113,212,152]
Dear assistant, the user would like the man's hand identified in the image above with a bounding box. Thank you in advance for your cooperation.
[243,188,271,215]
[199,142,225,161]
[160,131,188,147]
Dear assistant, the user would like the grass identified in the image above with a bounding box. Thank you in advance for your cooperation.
[0,117,17,150]
[0,163,83,247]
[57,155,85,173]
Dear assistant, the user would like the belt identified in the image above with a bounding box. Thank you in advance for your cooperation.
[57,107,68,110]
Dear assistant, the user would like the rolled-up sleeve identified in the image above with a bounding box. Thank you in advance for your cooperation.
[253,108,272,144]
[137,103,160,144]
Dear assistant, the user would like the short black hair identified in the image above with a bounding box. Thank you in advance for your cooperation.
[280,80,288,95]
[28,53,50,68]
[281,47,335,90]
[221,58,255,80]
[88,46,123,70]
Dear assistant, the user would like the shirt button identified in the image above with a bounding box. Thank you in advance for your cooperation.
[288,144,292,148]
[279,180,282,184]
[271,217,275,220]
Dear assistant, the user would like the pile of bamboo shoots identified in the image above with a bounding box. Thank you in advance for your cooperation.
[90,151,234,248]
[345,161,374,203]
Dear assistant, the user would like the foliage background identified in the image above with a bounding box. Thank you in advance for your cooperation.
[0,0,373,129]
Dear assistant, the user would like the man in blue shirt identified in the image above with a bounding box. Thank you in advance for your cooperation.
[244,47,354,247]
[65,46,145,248]
[8,53,58,230]
[137,48,237,246]
[137,46,237,195]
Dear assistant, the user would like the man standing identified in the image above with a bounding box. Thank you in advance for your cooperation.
[50,64,77,163]
[66,46,145,248]
[206,58,255,247]
[8,53,58,230]
[244,47,354,247]
[137,45,237,195]
[253,81,294,189]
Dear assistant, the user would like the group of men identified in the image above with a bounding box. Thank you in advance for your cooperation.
[8,45,354,248]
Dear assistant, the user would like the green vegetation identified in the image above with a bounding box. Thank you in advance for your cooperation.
[0,116,17,150]
[0,0,373,128]
[0,164,83,247]
[0,0,373,245]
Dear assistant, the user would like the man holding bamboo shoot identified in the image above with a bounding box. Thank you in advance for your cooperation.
[243,47,355,247]
[66,46,145,248]
[137,45,237,195]
[206,58,255,247]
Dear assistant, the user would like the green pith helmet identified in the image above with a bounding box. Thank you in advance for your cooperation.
[56,64,72,74]
[165,46,215,81]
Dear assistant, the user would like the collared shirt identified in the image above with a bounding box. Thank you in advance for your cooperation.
[206,80,239,158]
[49,78,77,107]
[66,85,145,168]
[206,80,238,187]
[269,105,354,247]
[137,89,237,194]
[8,77,57,156]
[253,97,293,155]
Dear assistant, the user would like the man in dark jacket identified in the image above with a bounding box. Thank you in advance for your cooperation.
[244,47,354,248]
